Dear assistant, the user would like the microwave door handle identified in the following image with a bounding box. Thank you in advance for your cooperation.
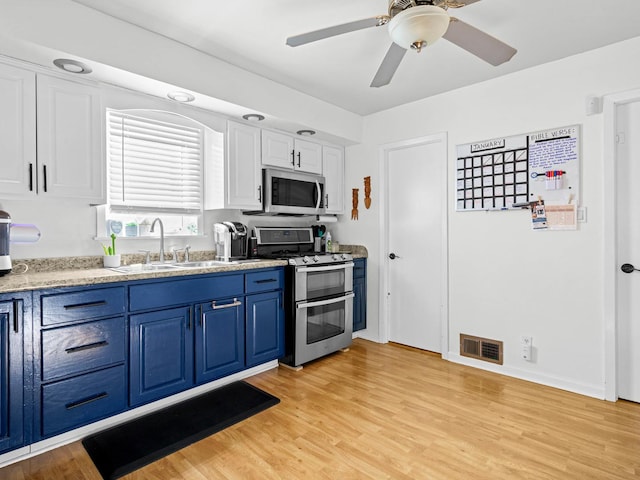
[296,263,354,273]
[315,179,321,211]
[297,293,355,310]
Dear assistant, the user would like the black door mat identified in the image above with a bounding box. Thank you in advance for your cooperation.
[82,380,279,479]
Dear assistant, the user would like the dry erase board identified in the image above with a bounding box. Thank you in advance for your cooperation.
[455,125,580,211]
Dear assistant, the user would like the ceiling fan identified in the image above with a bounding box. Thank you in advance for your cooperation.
[286,0,517,88]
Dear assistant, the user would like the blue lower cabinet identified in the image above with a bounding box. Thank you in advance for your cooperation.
[353,259,367,332]
[245,291,284,367]
[129,306,194,407]
[196,298,245,384]
[41,364,126,438]
[0,296,27,454]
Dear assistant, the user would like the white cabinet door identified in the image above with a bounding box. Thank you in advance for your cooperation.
[294,138,322,174]
[261,129,294,170]
[226,121,262,209]
[0,63,36,197]
[261,130,322,174]
[37,75,104,201]
[322,145,344,214]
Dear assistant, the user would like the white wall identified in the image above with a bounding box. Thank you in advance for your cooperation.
[332,36,640,398]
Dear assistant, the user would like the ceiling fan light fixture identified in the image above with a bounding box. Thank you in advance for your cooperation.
[388,5,450,51]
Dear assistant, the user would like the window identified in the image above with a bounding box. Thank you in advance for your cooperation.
[107,110,203,214]
[101,109,222,238]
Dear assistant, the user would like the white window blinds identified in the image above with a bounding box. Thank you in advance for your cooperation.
[107,110,203,213]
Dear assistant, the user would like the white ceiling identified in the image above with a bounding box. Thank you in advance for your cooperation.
[72,0,640,116]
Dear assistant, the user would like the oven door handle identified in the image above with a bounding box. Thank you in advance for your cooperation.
[297,293,354,310]
[296,262,354,273]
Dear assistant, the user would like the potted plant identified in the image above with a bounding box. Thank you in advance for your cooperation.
[102,233,121,267]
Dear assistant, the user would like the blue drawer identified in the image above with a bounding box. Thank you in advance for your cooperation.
[129,274,244,312]
[245,269,284,294]
[41,317,126,382]
[41,287,125,326]
[41,364,126,438]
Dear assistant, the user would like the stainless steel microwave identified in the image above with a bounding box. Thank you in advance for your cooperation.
[245,168,326,216]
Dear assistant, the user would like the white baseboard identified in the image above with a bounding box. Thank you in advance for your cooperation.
[447,353,605,400]
[0,361,278,469]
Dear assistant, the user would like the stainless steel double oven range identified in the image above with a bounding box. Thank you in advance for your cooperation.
[253,227,353,368]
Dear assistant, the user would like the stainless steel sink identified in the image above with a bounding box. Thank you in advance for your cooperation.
[110,259,263,274]
[110,263,183,274]
[178,260,230,268]
[179,259,261,268]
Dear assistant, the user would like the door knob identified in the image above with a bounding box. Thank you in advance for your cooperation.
[621,263,640,273]
[388,253,400,260]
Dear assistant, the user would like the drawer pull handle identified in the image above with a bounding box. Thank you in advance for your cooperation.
[255,278,277,284]
[211,298,242,310]
[63,300,107,310]
[65,340,109,354]
[65,392,108,410]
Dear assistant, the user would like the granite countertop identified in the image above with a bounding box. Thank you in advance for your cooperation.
[338,245,368,259]
[0,253,286,294]
[0,246,368,294]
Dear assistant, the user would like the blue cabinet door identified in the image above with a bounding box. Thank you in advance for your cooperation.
[353,259,367,332]
[245,291,284,367]
[0,298,24,454]
[195,298,245,384]
[130,306,194,407]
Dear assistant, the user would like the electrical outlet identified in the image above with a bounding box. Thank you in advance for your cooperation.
[521,336,533,361]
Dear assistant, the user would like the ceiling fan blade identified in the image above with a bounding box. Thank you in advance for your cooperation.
[370,43,407,88]
[443,17,517,66]
[286,16,387,47]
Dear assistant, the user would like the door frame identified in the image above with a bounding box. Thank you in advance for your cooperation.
[603,88,640,401]
[378,132,449,358]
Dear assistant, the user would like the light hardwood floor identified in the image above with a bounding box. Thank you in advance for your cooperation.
[4,339,640,479]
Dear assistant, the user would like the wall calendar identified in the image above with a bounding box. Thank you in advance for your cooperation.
[455,125,580,212]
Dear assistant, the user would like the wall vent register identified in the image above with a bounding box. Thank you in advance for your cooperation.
[460,334,503,365]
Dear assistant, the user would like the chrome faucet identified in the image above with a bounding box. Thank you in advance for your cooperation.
[150,218,165,263]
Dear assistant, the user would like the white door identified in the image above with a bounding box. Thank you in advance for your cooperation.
[383,134,447,353]
[616,101,640,403]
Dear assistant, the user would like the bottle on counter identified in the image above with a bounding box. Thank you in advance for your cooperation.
[325,231,332,253]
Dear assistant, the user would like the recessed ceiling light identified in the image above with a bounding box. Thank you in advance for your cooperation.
[242,113,265,122]
[296,129,316,136]
[167,91,195,102]
[53,58,92,74]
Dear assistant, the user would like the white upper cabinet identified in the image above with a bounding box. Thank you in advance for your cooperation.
[36,74,104,201]
[294,138,323,174]
[0,63,36,197]
[261,130,322,174]
[322,145,345,214]
[205,120,262,210]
